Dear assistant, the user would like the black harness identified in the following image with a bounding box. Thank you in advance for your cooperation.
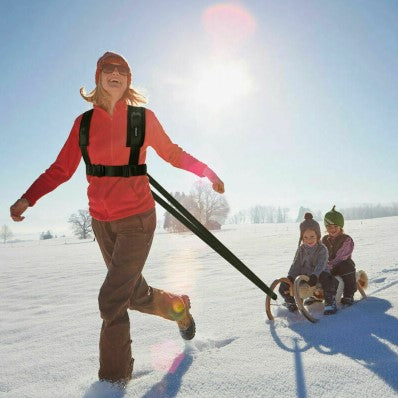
[79,106,147,177]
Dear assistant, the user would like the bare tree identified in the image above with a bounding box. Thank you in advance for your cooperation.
[229,210,247,224]
[249,205,276,223]
[1,225,13,243]
[250,205,266,223]
[163,192,197,233]
[190,181,230,228]
[163,182,230,233]
[283,207,290,223]
[68,209,92,239]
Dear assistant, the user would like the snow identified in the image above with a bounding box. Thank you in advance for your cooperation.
[1,216,397,398]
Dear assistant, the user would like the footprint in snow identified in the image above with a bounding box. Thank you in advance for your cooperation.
[382,267,398,274]
[188,337,237,353]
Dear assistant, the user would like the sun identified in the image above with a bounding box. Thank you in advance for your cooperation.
[193,59,253,111]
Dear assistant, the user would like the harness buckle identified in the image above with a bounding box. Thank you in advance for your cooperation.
[122,165,132,177]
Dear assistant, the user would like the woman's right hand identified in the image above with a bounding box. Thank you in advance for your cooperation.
[10,198,30,222]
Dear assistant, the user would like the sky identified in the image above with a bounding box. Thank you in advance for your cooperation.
[1,0,398,237]
[1,217,397,397]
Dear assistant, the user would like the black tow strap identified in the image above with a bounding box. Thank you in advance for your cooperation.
[148,174,277,300]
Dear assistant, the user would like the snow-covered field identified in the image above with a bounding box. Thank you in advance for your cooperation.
[1,217,397,398]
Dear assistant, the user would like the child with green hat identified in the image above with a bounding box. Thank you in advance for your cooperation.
[322,206,357,305]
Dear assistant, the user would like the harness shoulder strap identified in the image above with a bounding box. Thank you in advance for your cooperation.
[127,106,146,165]
[79,109,94,165]
[78,106,147,177]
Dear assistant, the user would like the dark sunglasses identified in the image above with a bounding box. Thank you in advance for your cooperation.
[101,63,129,76]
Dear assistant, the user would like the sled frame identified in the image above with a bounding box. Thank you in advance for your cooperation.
[265,270,368,323]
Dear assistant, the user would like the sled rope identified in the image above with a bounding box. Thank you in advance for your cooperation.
[148,174,277,300]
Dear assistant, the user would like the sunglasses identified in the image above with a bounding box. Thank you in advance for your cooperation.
[101,63,129,76]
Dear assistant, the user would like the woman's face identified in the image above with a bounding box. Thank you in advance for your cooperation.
[326,224,342,238]
[100,63,128,99]
[302,229,318,247]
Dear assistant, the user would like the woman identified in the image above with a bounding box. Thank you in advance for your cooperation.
[10,51,224,384]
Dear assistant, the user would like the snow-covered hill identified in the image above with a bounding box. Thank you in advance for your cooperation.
[1,217,397,397]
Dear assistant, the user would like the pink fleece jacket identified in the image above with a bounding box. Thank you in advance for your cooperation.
[22,102,218,221]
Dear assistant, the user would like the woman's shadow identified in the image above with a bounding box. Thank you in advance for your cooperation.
[141,348,193,398]
[270,296,398,393]
[83,348,193,398]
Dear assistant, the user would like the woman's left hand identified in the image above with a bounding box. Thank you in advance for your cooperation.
[212,178,225,194]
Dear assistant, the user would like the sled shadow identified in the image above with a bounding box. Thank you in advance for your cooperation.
[141,348,194,398]
[270,297,398,393]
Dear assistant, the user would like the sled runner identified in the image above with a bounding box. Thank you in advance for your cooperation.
[265,270,368,323]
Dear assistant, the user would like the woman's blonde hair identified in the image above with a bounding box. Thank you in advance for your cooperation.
[80,75,147,112]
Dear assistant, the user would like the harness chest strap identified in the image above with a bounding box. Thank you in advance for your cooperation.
[79,106,147,177]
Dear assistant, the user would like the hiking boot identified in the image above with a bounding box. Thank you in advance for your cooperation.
[323,294,337,315]
[304,296,322,306]
[341,296,354,306]
[176,295,196,340]
[284,296,298,313]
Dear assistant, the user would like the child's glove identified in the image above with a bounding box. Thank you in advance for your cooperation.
[308,274,318,287]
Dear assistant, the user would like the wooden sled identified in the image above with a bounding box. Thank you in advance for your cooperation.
[266,270,368,323]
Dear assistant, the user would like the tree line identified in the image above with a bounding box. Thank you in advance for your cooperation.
[2,202,397,243]
[228,203,398,224]
[229,206,291,224]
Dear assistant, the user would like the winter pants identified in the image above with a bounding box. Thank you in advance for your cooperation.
[279,271,337,300]
[92,208,184,382]
[330,259,357,297]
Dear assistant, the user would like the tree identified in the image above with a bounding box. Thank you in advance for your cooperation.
[40,230,54,240]
[68,209,92,239]
[229,210,247,224]
[296,206,312,222]
[250,205,266,224]
[190,181,230,229]
[163,192,197,233]
[1,225,13,243]
[163,181,230,232]
[249,205,275,223]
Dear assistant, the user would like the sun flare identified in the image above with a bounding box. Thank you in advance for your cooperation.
[193,60,253,111]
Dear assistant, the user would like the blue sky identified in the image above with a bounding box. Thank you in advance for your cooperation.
[1,0,397,236]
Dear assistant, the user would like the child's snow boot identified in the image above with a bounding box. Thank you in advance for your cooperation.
[323,294,337,315]
[341,295,354,306]
[284,296,298,313]
[304,296,322,306]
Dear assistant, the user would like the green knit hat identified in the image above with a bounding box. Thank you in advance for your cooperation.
[324,205,344,228]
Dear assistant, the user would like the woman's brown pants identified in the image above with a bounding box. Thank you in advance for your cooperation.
[92,208,184,382]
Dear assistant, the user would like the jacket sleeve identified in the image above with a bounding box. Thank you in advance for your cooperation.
[22,118,82,206]
[328,236,354,269]
[313,245,329,277]
[146,110,214,179]
[287,247,302,279]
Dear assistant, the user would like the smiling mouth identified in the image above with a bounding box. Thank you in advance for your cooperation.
[108,78,121,85]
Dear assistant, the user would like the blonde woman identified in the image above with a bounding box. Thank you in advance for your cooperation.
[10,51,224,385]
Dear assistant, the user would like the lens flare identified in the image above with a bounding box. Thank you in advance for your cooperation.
[171,297,185,315]
[151,340,185,373]
[202,3,256,50]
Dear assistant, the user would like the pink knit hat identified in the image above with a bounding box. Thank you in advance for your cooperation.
[95,51,131,87]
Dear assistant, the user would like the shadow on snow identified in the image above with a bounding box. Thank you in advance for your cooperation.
[269,296,398,397]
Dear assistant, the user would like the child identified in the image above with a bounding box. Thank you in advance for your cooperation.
[279,213,338,315]
[322,206,357,306]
